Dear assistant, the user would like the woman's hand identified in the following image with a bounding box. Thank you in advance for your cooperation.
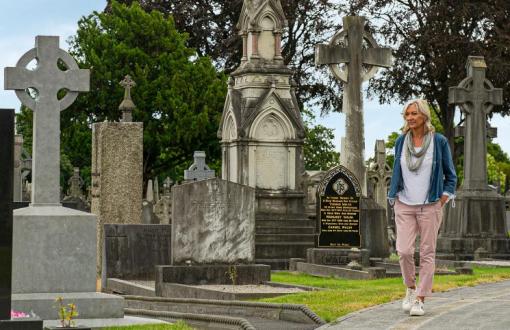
[440,195,449,206]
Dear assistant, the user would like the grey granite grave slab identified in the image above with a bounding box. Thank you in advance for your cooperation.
[171,178,255,264]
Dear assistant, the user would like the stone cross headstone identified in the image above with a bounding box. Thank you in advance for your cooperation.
[449,56,503,190]
[67,167,84,198]
[0,109,14,320]
[163,177,173,196]
[315,16,392,194]
[4,36,90,206]
[184,151,215,181]
[367,140,392,209]
[119,74,136,122]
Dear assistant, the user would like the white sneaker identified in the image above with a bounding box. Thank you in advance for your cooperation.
[409,299,425,316]
[402,288,416,312]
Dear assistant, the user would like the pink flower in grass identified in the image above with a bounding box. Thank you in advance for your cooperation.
[11,310,30,318]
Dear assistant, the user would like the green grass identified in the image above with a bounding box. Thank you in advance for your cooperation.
[257,267,510,322]
[102,321,194,330]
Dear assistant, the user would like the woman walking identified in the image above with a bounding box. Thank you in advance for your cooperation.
[388,99,457,316]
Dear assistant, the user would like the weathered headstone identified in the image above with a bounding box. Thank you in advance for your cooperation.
[4,35,123,319]
[438,56,510,259]
[13,122,24,202]
[157,178,270,290]
[91,74,143,276]
[142,180,157,224]
[63,167,90,212]
[315,16,392,193]
[184,151,215,182]
[367,140,392,209]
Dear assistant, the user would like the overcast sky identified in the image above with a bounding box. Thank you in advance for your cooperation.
[1,0,509,160]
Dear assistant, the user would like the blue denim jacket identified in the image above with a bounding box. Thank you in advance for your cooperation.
[388,132,457,205]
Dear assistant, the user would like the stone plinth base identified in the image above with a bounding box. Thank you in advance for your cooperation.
[438,189,510,258]
[12,292,124,320]
[256,190,306,215]
[13,206,97,293]
[0,319,43,330]
[155,264,270,289]
[360,197,390,258]
[306,248,370,267]
[295,262,386,280]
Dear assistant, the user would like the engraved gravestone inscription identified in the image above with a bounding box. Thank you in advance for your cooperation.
[316,165,362,248]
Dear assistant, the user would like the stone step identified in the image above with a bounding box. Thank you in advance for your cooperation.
[255,258,291,270]
[256,226,315,235]
[256,219,316,228]
[255,242,314,260]
[256,233,316,243]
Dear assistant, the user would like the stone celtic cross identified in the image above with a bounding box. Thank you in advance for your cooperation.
[315,16,392,194]
[449,56,502,190]
[4,36,90,206]
[119,74,136,122]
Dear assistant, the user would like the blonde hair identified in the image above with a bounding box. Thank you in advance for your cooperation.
[401,99,436,134]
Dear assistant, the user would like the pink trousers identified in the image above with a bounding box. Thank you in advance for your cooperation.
[394,199,443,297]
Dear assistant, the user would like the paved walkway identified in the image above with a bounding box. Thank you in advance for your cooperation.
[318,280,510,330]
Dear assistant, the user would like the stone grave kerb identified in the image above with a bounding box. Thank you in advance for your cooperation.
[449,56,503,191]
[315,16,392,195]
[4,36,90,206]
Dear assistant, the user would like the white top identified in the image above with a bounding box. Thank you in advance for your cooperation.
[398,138,434,205]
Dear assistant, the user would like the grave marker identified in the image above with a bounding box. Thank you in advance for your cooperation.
[316,165,362,248]
[315,16,392,193]
[4,36,90,206]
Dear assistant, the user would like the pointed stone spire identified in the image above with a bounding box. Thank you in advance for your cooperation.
[119,75,136,122]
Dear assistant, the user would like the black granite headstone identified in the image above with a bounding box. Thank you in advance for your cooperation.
[0,109,14,320]
[316,165,362,248]
[0,110,43,329]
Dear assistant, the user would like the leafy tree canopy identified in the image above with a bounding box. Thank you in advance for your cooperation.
[18,1,229,188]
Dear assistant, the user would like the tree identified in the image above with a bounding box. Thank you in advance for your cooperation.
[107,0,344,112]
[302,110,340,170]
[347,0,510,159]
[16,1,228,189]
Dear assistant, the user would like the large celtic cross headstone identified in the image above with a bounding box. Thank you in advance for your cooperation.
[4,36,90,206]
[449,56,502,191]
[315,16,392,194]
[315,16,391,194]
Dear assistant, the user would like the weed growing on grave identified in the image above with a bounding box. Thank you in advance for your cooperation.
[226,264,238,291]
[55,296,79,328]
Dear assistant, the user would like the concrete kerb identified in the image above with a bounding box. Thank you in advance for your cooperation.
[123,295,325,325]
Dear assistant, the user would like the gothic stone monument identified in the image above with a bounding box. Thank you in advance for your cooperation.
[4,35,123,319]
[91,74,143,276]
[437,56,510,259]
[218,0,314,269]
[315,16,391,258]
